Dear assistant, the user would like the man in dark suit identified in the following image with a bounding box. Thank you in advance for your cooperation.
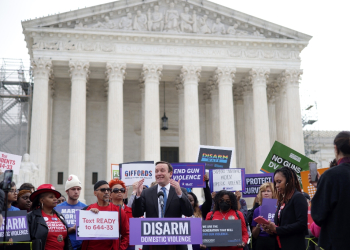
[132,161,193,250]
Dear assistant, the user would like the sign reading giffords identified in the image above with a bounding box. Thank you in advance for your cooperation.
[260,141,313,188]
[171,163,205,188]
[0,211,30,242]
[129,218,202,245]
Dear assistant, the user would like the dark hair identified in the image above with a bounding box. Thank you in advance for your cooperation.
[330,159,337,168]
[274,167,301,205]
[30,192,52,211]
[334,131,350,155]
[19,183,35,191]
[188,192,202,218]
[0,181,16,211]
[213,190,238,212]
[155,161,173,172]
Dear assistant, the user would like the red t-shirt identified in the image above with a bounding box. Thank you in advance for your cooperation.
[205,210,249,250]
[42,211,67,250]
[81,203,130,250]
[123,205,133,220]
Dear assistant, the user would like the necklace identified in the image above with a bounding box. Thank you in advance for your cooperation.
[219,211,229,220]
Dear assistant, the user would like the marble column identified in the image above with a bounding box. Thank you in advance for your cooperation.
[283,69,305,153]
[275,77,289,145]
[241,78,255,173]
[142,64,163,161]
[233,84,245,169]
[175,76,185,162]
[106,63,126,179]
[139,80,145,160]
[209,77,220,146]
[267,83,277,147]
[215,67,237,168]
[181,65,201,162]
[249,68,270,172]
[204,83,212,146]
[30,58,52,184]
[68,60,89,202]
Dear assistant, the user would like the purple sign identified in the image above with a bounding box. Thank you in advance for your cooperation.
[55,206,82,227]
[129,218,202,245]
[260,198,278,221]
[242,173,274,198]
[0,210,30,242]
[171,163,205,188]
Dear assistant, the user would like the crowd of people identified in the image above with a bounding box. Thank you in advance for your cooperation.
[0,131,348,250]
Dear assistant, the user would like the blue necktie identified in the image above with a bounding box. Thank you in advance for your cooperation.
[161,187,167,217]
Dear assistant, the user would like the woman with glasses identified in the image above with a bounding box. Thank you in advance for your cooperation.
[15,189,32,212]
[205,190,248,250]
[109,178,132,219]
[0,181,20,211]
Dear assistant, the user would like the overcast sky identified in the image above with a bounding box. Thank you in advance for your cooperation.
[0,0,348,131]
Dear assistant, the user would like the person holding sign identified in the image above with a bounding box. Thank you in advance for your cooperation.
[80,180,129,250]
[205,190,248,249]
[56,175,87,250]
[27,184,73,250]
[261,167,308,250]
[251,182,276,250]
[132,161,193,250]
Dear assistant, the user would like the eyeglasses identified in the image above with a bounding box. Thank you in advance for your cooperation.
[112,188,126,193]
[97,188,112,193]
[8,189,18,194]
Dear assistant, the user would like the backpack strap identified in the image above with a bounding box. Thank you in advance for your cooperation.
[210,212,214,220]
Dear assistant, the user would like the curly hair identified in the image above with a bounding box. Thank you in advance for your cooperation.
[257,182,276,205]
[109,178,126,190]
[213,190,238,212]
[188,192,202,218]
[274,167,301,205]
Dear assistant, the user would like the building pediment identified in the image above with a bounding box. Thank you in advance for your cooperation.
[22,0,311,41]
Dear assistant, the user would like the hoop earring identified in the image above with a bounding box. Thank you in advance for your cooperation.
[41,203,44,208]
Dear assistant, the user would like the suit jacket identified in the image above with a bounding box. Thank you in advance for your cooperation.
[274,190,308,250]
[132,184,193,250]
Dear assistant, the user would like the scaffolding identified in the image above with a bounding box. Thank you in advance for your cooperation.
[0,58,32,156]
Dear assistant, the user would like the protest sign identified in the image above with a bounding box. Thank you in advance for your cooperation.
[111,164,120,179]
[129,218,202,245]
[260,198,278,221]
[209,168,245,192]
[120,162,155,186]
[202,220,242,247]
[55,206,83,227]
[76,210,119,240]
[0,151,22,175]
[242,173,274,198]
[260,141,313,188]
[171,163,205,188]
[197,145,234,169]
[300,168,329,199]
[0,210,30,242]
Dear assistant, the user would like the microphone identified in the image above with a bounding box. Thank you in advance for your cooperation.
[157,190,165,209]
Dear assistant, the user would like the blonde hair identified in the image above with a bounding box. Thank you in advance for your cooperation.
[257,182,276,205]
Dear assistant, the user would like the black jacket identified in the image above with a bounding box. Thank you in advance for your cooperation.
[27,208,73,250]
[274,190,308,250]
[132,184,193,250]
[312,162,350,250]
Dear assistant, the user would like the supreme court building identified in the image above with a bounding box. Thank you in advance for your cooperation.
[22,0,311,203]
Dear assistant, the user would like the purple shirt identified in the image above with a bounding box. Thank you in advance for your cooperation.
[251,206,270,237]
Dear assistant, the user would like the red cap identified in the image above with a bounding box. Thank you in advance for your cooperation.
[30,184,61,202]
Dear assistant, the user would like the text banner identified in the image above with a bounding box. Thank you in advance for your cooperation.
[0,210,30,242]
[209,168,245,192]
[0,151,22,175]
[171,163,205,188]
[260,141,314,188]
[242,173,274,198]
[197,145,234,169]
[260,198,278,221]
[202,220,242,247]
[120,162,155,186]
[129,218,202,245]
[76,210,119,240]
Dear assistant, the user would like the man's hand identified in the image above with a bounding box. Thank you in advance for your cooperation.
[170,179,182,196]
[204,173,209,181]
[235,191,242,201]
[136,178,145,197]
[123,186,129,199]
[132,181,139,193]
[90,208,99,214]
[308,172,320,188]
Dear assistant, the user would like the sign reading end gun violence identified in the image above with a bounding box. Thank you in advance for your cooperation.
[129,218,202,245]
[209,168,245,192]
[243,173,274,198]
[0,211,30,242]
[171,163,205,188]
[260,141,313,188]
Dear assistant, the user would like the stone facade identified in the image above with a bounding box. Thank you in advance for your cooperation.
[22,0,311,204]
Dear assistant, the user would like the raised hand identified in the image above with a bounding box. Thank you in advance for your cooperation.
[136,178,145,197]
[308,172,320,188]
[170,179,182,196]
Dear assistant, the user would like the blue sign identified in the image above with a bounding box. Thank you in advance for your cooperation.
[171,163,205,188]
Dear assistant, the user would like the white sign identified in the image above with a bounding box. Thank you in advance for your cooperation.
[111,164,120,179]
[211,169,243,192]
[121,163,155,186]
[77,211,119,239]
[0,151,22,175]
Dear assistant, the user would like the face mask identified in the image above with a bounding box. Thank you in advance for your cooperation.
[219,201,230,212]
